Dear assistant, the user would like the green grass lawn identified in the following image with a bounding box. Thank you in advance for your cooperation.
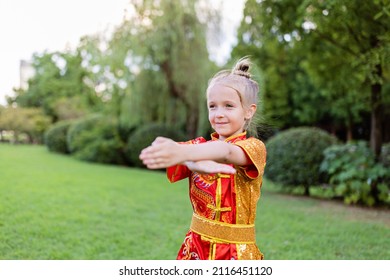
[0,143,389,260]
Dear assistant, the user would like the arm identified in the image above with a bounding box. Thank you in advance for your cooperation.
[139,136,251,170]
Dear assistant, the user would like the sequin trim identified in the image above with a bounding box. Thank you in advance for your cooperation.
[190,213,256,244]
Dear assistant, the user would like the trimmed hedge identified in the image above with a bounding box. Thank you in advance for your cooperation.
[67,114,126,164]
[44,120,73,154]
[265,127,338,189]
[125,123,186,167]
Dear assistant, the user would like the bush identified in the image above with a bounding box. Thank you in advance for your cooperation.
[265,127,338,193]
[380,142,390,188]
[67,114,126,164]
[320,141,390,206]
[125,123,186,167]
[44,120,73,154]
[380,142,390,168]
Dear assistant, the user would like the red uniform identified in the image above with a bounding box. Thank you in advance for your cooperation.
[167,132,266,260]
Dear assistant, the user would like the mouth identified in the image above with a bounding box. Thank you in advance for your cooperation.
[215,122,228,125]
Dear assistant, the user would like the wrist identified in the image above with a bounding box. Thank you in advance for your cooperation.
[171,142,188,165]
[184,161,195,168]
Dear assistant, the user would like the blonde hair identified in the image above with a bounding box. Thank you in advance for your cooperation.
[206,57,260,137]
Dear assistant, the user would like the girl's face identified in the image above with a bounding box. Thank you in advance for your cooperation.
[207,84,256,140]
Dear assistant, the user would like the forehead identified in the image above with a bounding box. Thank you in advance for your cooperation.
[207,84,241,102]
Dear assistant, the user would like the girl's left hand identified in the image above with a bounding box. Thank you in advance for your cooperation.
[139,137,184,169]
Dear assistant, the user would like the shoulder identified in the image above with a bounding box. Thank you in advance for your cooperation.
[234,137,266,155]
[235,138,266,179]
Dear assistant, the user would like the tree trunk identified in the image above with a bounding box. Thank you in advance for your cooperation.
[161,60,200,139]
[370,64,383,161]
[304,185,310,196]
[186,105,199,139]
[369,64,383,204]
[346,111,353,141]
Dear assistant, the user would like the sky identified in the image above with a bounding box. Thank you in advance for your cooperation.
[0,0,245,105]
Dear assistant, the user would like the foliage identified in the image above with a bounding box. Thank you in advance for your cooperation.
[233,0,390,152]
[320,141,390,206]
[12,51,102,121]
[8,0,227,142]
[0,107,51,143]
[44,120,73,154]
[52,97,90,121]
[125,123,186,167]
[112,0,216,138]
[380,142,390,168]
[265,127,338,192]
[67,115,126,164]
[77,34,132,120]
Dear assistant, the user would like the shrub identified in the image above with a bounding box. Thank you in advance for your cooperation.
[44,120,73,154]
[380,142,390,168]
[265,127,338,193]
[67,114,126,164]
[320,141,390,206]
[126,123,186,167]
[380,142,390,188]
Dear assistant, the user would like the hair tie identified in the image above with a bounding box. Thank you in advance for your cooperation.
[233,69,251,79]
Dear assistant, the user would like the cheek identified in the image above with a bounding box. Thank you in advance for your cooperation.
[208,112,214,123]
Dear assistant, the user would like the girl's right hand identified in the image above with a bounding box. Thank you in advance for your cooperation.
[184,160,236,174]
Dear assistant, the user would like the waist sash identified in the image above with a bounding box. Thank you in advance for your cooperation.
[190,213,256,244]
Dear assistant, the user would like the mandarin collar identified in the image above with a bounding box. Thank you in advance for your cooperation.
[211,131,247,143]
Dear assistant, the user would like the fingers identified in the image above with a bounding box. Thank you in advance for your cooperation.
[211,164,236,174]
[186,160,236,175]
[139,145,169,169]
[140,137,173,157]
[139,146,154,159]
[139,144,161,160]
[144,159,164,169]
[139,138,181,169]
[144,156,164,167]
[139,152,161,166]
[152,136,170,146]
[220,165,236,174]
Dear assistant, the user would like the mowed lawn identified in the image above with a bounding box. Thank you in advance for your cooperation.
[0,143,389,260]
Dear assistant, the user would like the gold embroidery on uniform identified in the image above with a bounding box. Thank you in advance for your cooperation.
[205,173,231,221]
[190,213,256,244]
[190,185,215,219]
[233,138,265,224]
[212,243,217,260]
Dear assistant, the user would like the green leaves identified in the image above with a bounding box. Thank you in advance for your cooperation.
[233,0,390,150]
[321,141,390,206]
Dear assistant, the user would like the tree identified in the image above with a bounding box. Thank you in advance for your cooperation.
[301,0,390,158]
[77,33,133,120]
[233,0,328,130]
[0,107,51,143]
[110,0,216,138]
[233,0,390,157]
[13,50,101,122]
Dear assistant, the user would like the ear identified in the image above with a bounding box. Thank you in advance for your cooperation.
[245,104,257,120]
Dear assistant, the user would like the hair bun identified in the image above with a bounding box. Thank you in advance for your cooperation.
[232,57,252,79]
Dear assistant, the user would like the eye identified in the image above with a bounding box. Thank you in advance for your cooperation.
[208,104,215,109]
[226,103,234,108]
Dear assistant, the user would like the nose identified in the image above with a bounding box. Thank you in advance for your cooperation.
[215,108,224,118]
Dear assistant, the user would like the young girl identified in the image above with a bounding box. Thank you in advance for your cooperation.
[139,57,266,260]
